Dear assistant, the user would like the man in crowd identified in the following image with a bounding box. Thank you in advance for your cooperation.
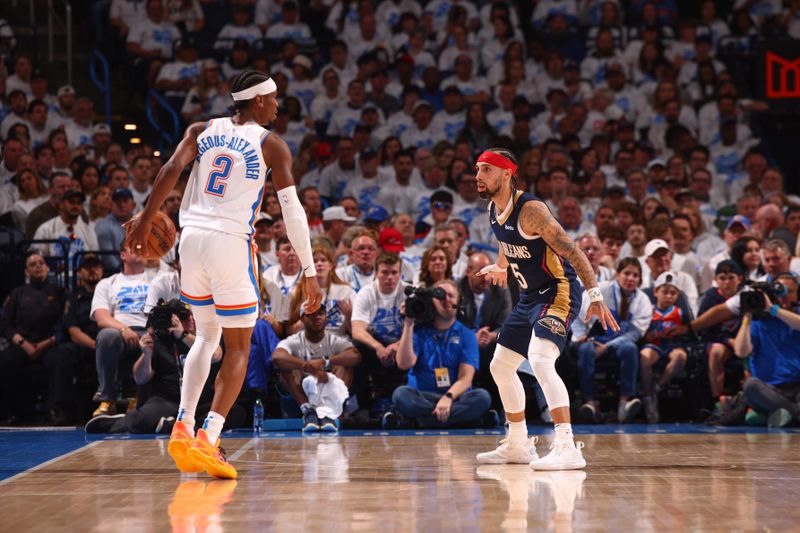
[351,252,407,406]
[733,273,800,427]
[271,307,361,432]
[0,252,66,425]
[96,188,136,272]
[90,243,151,417]
[457,252,512,409]
[387,279,494,428]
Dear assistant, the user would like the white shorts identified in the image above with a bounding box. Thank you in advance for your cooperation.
[178,226,259,328]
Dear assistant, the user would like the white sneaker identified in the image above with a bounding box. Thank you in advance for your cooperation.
[529,439,586,470]
[476,436,539,464]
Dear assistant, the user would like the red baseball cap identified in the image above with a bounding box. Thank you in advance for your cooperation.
[316,142,333,158]
[379,227,404,253]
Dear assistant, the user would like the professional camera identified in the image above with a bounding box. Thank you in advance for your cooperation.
[740,280,787,314]
[404,285,446,324]
[147,298,191,333]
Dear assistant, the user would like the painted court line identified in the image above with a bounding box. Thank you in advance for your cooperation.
[0,441,101,487]
[228,437,258,461]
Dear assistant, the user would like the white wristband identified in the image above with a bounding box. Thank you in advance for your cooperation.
[588,287,603,303]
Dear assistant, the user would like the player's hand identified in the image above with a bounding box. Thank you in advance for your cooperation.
[585,301,619,332]
[478,263,507,288]
[300,274,324,315]
[122,212,151,255]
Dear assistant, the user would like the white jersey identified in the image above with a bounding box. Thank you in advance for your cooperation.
[180,117,269,239]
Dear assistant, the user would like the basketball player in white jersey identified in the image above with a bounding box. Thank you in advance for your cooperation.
[126,71,323,479]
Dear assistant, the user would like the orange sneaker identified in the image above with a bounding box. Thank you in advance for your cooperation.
[168,421,203,473]
[186,429,237,479]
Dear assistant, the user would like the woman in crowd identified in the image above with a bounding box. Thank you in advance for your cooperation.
[730,236,765,281]
[417,245,452,287]
[288,245,355,337]
[11,169,48,230]
[88,185,113,229]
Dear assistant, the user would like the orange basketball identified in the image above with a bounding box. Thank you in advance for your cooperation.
[142,211,177,259]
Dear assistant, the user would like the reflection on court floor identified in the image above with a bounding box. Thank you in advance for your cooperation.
[1,431,799,531]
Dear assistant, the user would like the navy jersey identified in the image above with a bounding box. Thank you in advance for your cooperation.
[490,190,578,298]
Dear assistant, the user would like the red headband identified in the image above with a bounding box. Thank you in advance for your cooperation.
[477,151,517,175]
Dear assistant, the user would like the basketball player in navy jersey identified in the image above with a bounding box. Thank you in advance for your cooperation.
[474,148,618,470]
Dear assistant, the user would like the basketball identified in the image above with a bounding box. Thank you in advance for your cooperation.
[138,211,176,259]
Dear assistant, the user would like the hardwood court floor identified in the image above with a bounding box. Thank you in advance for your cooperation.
[1,431,799,532]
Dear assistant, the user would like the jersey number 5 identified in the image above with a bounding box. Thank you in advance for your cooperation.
[509,262,528,290]
[205,154,233,197]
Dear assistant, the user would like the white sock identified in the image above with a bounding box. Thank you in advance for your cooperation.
[555,423,573,442]
[508,419,528,444]
[178,322,221,433]
[176,406,195,433]
[202,411,226,444]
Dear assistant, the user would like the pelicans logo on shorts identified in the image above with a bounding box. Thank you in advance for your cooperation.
[537,316,566,337]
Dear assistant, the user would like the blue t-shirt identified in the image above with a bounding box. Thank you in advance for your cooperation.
[750,316,800,385]
[408,321,479,392]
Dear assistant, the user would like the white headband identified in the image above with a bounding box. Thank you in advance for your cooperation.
[231,78,277,101]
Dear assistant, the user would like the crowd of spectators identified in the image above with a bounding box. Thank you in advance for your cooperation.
[1,0,800,431]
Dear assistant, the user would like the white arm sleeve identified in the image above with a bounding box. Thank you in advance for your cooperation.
[277,185,316,277]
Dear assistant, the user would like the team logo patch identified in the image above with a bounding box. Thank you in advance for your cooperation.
[537,317,566,337]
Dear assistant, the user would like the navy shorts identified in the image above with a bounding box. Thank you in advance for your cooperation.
[497,279,582,356]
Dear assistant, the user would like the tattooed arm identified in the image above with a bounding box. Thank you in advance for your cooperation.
[519,200,619,331]
[519,201,598,290]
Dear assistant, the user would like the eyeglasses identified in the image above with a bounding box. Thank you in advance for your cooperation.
[432,202,453,210]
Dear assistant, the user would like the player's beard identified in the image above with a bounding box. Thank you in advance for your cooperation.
[478,182,501,200]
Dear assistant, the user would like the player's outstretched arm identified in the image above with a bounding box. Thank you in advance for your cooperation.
[125,122,203,248]
[262,133,323,313]
[519,201,620,331]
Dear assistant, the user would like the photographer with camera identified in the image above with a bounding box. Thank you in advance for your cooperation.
[733,273,800,427]
[85,299,227,433]
[383,279,494,429]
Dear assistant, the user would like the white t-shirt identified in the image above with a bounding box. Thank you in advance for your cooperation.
[352,281,408,344]
[265,22,311,40]
[335,264,375,293]
[32,216,99,265]
[130,184,152,213]
[91,272,152,328]
[431,110,465,144]
[156,60,201,97]
[127,18,180,59]
[310,93,344,126]
[65,121,94,150]
[263,265,302,321]
[326,102,364,138]
[342,174,387,212]
[319,283,356,337]
[214,24,262,50]
[277,330,354,363]
[145,271,181,312]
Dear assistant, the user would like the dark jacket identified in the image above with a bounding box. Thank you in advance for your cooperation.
[1,280,65,343]
[457,276,512,333]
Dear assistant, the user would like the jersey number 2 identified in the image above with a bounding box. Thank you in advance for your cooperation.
[205,155,233,197]
[509,263,528,290]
